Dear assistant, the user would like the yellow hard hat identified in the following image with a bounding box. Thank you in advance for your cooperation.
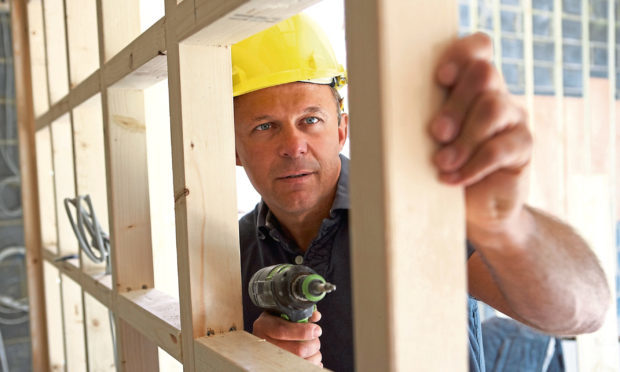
[232,14,347,97]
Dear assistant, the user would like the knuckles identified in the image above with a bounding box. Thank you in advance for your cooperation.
[468,59,501,92]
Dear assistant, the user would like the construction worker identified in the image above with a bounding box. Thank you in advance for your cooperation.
[233,14,609,371]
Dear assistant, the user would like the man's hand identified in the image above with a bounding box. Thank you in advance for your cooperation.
[431,32,532,242]
[253,311,323,367]
[429,33,609,335]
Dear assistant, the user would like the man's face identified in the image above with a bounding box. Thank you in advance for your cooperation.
[234,82,348,218]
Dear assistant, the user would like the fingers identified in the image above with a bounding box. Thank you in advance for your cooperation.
[266,335,321,359]
[310,310,322,323]
[431,59,505,143]
[305,350,323,367]
[436,32,494,87]
[434,92,527,174]
[252,311,323,362]
[438,123,532,186]
[253,312,321,341]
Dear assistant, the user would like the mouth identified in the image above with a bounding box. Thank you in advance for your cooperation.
[277,171,315,180]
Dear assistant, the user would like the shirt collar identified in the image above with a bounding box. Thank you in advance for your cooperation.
[256,153,350,232]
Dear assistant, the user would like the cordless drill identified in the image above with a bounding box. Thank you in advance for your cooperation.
[248,264,336,322]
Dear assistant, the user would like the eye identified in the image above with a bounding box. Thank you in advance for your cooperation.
[255,123,272,131]
[304,116,320,125]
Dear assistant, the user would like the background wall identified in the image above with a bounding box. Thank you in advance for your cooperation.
[0,9,32,372]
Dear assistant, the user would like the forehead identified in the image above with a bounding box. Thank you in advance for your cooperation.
[233,82,336,121]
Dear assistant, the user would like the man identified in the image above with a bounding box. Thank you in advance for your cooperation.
[233,14,610,371]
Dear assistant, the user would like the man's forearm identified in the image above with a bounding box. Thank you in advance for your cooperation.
[469,205,610,335]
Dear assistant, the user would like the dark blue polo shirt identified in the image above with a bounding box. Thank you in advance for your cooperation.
[239,155,484,371]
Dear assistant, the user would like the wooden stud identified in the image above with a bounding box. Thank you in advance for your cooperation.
[573,1,620,369]
[64,0,99,87]
[522,0,535,130]
[345,1,467,371]
[72,94,116,371]
[26,0,50,117]
[50,115,87,372]
[42,261,64,372]
[99,0,141,62]
[104,87,159,371]
[143,80,179,301]
[41,0,69,103]
[11,1,51,369]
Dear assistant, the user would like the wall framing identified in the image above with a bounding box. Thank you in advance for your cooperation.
[9,0,620,371]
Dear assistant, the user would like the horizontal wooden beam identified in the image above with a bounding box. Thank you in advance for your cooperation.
[35,70,100,131]
[175,0,320,45]
[33,0,325,130]
[194,332,323,372]
[42,248,183,362]
[103,18,167,88]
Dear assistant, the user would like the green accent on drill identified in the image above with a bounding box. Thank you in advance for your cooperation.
[266,264,292,279]
[301,274,326,302]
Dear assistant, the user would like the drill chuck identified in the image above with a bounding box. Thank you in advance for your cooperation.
[248,264,336,322]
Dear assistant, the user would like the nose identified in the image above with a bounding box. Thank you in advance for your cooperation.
[278,125,307,158]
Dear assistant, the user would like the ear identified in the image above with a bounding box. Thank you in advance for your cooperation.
[235,150,242,166]
[338,113,349,151]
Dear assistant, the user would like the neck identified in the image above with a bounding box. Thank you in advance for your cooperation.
[270,188,337,253]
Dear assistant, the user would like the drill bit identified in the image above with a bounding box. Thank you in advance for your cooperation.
[310,281,337,295]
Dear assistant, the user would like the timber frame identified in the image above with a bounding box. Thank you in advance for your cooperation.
[9,0,619,371]
[12,0,468,370]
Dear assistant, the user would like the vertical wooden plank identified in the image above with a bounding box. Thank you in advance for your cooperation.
[11,2,50,369]
[35,128,64,371]
[492,0,502,68]
[569,175,619,372]
[345,1,467,371]
[96,0,159,368]
[50,115,87,372]
[522,0,535,129]
[143,80,179,302]
[581,0,592,169]
[574,1,620,369]
[72,95,116,372]
[100,0,140,61]
[104,87,159,372]
[41,0,69,103]
[553,0,568,219]
[470,0,479,33]
[163,3,198,369]
[166,2,243,360]
[65,0,100,87]
[26,0,50,117]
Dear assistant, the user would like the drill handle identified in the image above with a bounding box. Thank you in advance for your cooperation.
[276,304,316,323]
